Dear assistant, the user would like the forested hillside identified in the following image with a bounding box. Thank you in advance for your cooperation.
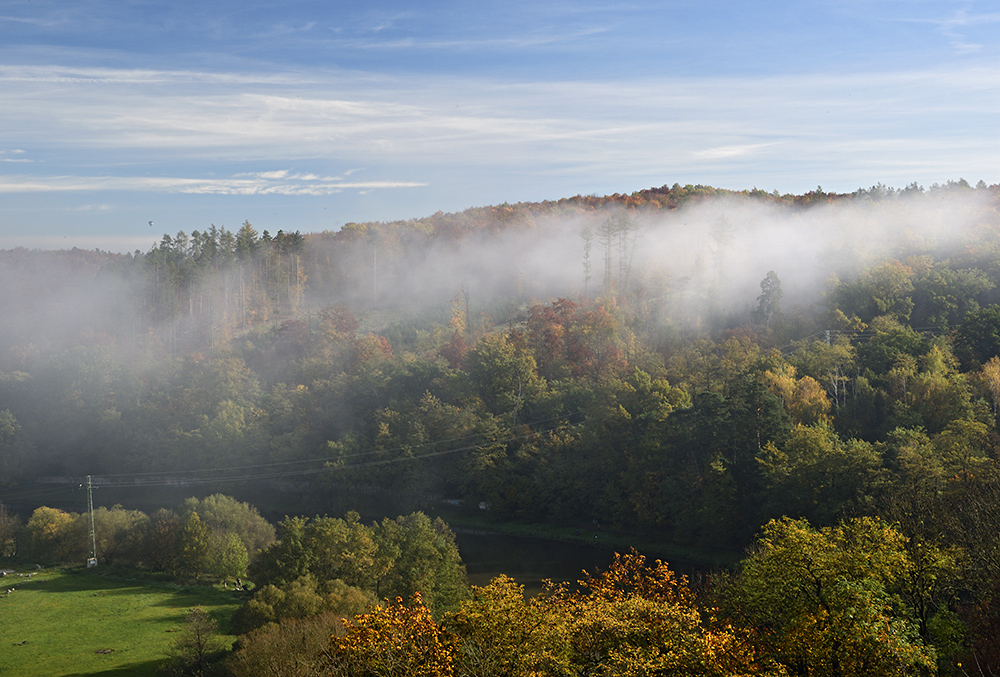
[2,181,1000,541]
[5,179,1000,671]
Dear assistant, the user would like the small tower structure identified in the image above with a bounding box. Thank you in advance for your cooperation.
[86,475,97,567]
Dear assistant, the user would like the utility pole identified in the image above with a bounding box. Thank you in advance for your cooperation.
[86,475,97,568]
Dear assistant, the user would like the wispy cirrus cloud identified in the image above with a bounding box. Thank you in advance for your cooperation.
[233,169,366,182]
[0,148,30,163]
[0,173,426,196]
[692,143,777,160]
[936,9,999,53]
[183,177,427,196]
[4,62,996,164]
[346,26,610,52]
[891,8,1000,55]
[0,64,310,86]
[0,60,998,207]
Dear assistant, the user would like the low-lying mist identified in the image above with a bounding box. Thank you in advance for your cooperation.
[305,187,994,335]
[1,187,995,369]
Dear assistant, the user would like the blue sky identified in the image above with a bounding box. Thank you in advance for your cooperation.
[1,1,998,252]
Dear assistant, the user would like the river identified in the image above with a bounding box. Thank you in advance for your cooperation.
[454,531,694,596]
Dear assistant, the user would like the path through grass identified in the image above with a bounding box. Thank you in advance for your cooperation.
[0,565,241,677]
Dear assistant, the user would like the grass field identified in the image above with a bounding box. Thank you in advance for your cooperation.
[0,564,241,677]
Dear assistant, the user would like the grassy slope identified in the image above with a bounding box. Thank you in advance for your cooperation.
[0,565,240,677]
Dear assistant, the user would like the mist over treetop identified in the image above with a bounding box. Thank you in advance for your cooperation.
[0,180,997,363]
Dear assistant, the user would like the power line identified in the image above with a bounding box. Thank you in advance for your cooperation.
[0,414,583,500]
[87,410,584,481]
[778,324,956,354]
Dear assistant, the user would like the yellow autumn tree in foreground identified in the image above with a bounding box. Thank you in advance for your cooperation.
[329,592,456,677]
[327,551,782,677]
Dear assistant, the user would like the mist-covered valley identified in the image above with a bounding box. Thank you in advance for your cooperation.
[7,180,1000,671]
[2,181,999,496]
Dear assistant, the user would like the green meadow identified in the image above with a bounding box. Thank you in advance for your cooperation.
[0,565,240,677]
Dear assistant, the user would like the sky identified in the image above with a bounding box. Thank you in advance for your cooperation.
[0,1,998,253]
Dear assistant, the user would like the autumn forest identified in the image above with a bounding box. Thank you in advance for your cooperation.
[4,180,1000,674]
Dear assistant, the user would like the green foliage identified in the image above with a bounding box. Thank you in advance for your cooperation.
[0,408,28,485]
[831,260,916,325]
[160,607,228,677]
[240,511,467,632]
[247,515,312,589]
[205,532,249,580]
[957,304,1000,367]
[467,333,546,421]
[375,512,469,613]
[179,512,211,576]
[938,472,1000,593]
[856,317,926,377]
[179,494,275,564]
[24,506,81,563]
[145,508,183,572]
[957,579,1000,674]
[758,423,882,524]
[0,501,21,556]
[14,496,277,576]
[92,504,150,566]
[724,517,936,676]
[910,262,993,330]
[230,575,375,633]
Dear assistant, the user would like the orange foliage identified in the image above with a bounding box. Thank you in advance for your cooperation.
[331,592,455,677]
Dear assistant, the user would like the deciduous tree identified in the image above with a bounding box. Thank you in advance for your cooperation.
[724,517,935,676]
[0,502,20,557]
[329,593,456,677]
[162,607,228,677]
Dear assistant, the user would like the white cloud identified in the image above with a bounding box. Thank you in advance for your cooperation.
[0,64,311,87]
[180,178,428,196]
[0,148,31,163]
[0,174,427,196]
[692,143,777,160]
[935,9,1000,54]
[0,61,997,198]
[348,26,610,52]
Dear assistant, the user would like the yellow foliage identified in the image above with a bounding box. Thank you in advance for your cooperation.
[330,592,455,677]
[451,551,782,677]
[763,366,831,425]
[329,551,783,676]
